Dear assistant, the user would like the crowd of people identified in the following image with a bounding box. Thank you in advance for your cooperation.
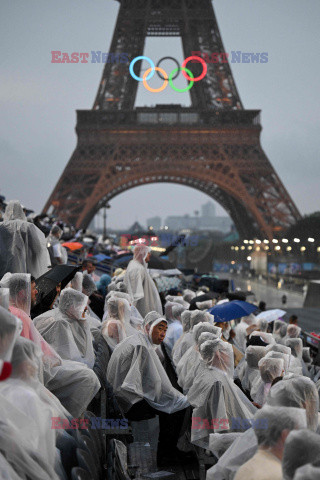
[0,199,320,479]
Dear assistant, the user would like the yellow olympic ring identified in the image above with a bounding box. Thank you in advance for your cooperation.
[143,67,168,93]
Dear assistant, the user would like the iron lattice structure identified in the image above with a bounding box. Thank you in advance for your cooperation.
[44,0,301,239]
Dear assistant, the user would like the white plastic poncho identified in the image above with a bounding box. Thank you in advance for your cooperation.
[266,376,319,431]
[101,296,137,350]
[0,339,58,478]
[176,322,222,378]
[0,305,22,362]
[9,336,69,419]
[3,278,99,418]
[172,310,208,366]
[264,350,290,374]
[249,330,275,346]
[250,357,284,406]
[0,288,10,310]
[0,200,50,279]
[123,244,162,318]
[163,303,184,356]
[282,429,320,480]
[285,338,304,375]
[103,290,144,330]
[183,289,196,303]
[286,324,302,339]
[233,314,256,353]
[177,331,220,393]
[188,339,256,447]
[293,464,320,480]
[207,404,307,480]
[106,311,189,414]
[34,288,95,368]
[238,346,266,393]
[273,319,288,343]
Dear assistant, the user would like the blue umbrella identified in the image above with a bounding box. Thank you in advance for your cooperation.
[208,300,258,323]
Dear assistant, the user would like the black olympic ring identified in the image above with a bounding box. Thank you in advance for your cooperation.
[156,57,180,81]
[138,56,181,81]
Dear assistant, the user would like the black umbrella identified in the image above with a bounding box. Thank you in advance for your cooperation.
[31,265,80,318]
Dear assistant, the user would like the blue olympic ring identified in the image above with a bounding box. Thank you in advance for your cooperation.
[129,56,155,82]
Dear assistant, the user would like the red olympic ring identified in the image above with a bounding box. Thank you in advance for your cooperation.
[181,56,208,82]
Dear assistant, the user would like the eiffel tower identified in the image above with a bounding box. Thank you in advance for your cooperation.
[44,0,301,239]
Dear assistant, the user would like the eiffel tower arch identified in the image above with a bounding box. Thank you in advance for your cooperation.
[44,0,301,240]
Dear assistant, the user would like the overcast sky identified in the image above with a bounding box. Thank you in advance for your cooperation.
[1,0,319,230]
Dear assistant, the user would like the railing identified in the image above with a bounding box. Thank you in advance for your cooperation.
[77,109,261,128]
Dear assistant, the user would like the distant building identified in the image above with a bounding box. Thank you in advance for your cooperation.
[201,201,216,218]
[165,201,233,233]
[147,216,161,230]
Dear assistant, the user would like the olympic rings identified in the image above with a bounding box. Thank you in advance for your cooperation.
[129,55,207,92]
[181,56,207,82]
[169,68,194,93]
[143,67,168,93]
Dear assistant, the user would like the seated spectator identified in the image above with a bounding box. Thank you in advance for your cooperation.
[0,200,50,279]
[46,225,67,266]
[234,406,307,480]
[250,357,285,406]
[101,296,137,350]
[34,288,95,368]
[188,338,257,448]
[172,310,209,366]
[163,303,185,358]
[282,429,320,480]
[82,259,100,282]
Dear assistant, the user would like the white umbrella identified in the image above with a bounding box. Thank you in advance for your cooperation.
[255,309,286,323]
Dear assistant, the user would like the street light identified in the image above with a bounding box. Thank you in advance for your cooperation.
[272,239,278,244]
[282,239,288,243]
[256,239,261,244]
[287,246,292,251]
[301,246,306,252]
[247,256,252,261]
[308,238,315,242]
[275,246,281,251]
[263,240,269,244]
[294,238,300,243]
[244,240,248,244]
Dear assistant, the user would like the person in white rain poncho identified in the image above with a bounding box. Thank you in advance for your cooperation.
[234,406,307,480]
[286,324,302,339]
[177,324,222,393]
[233,314,257,353]
[0,337,65,476]
[188,338,257,448]
[46,225,67,266]
[250,357,285,406]
[282,429,320,480]
[107,310,188,415]
[0,200,50,279]
[124,244,162,318]
[273,319,288,344]
[1,277,100,417]
[107,311,189,463]
[207,375,319,480]
[101,296,137,350]
[285,338,304,375]
[172,309,209,366]
[103,291,144,331]
[0,305,60,480]
[176,321,222,379]
[237,346,266,395]
[34,288,95,368]
[163,303,185,357]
